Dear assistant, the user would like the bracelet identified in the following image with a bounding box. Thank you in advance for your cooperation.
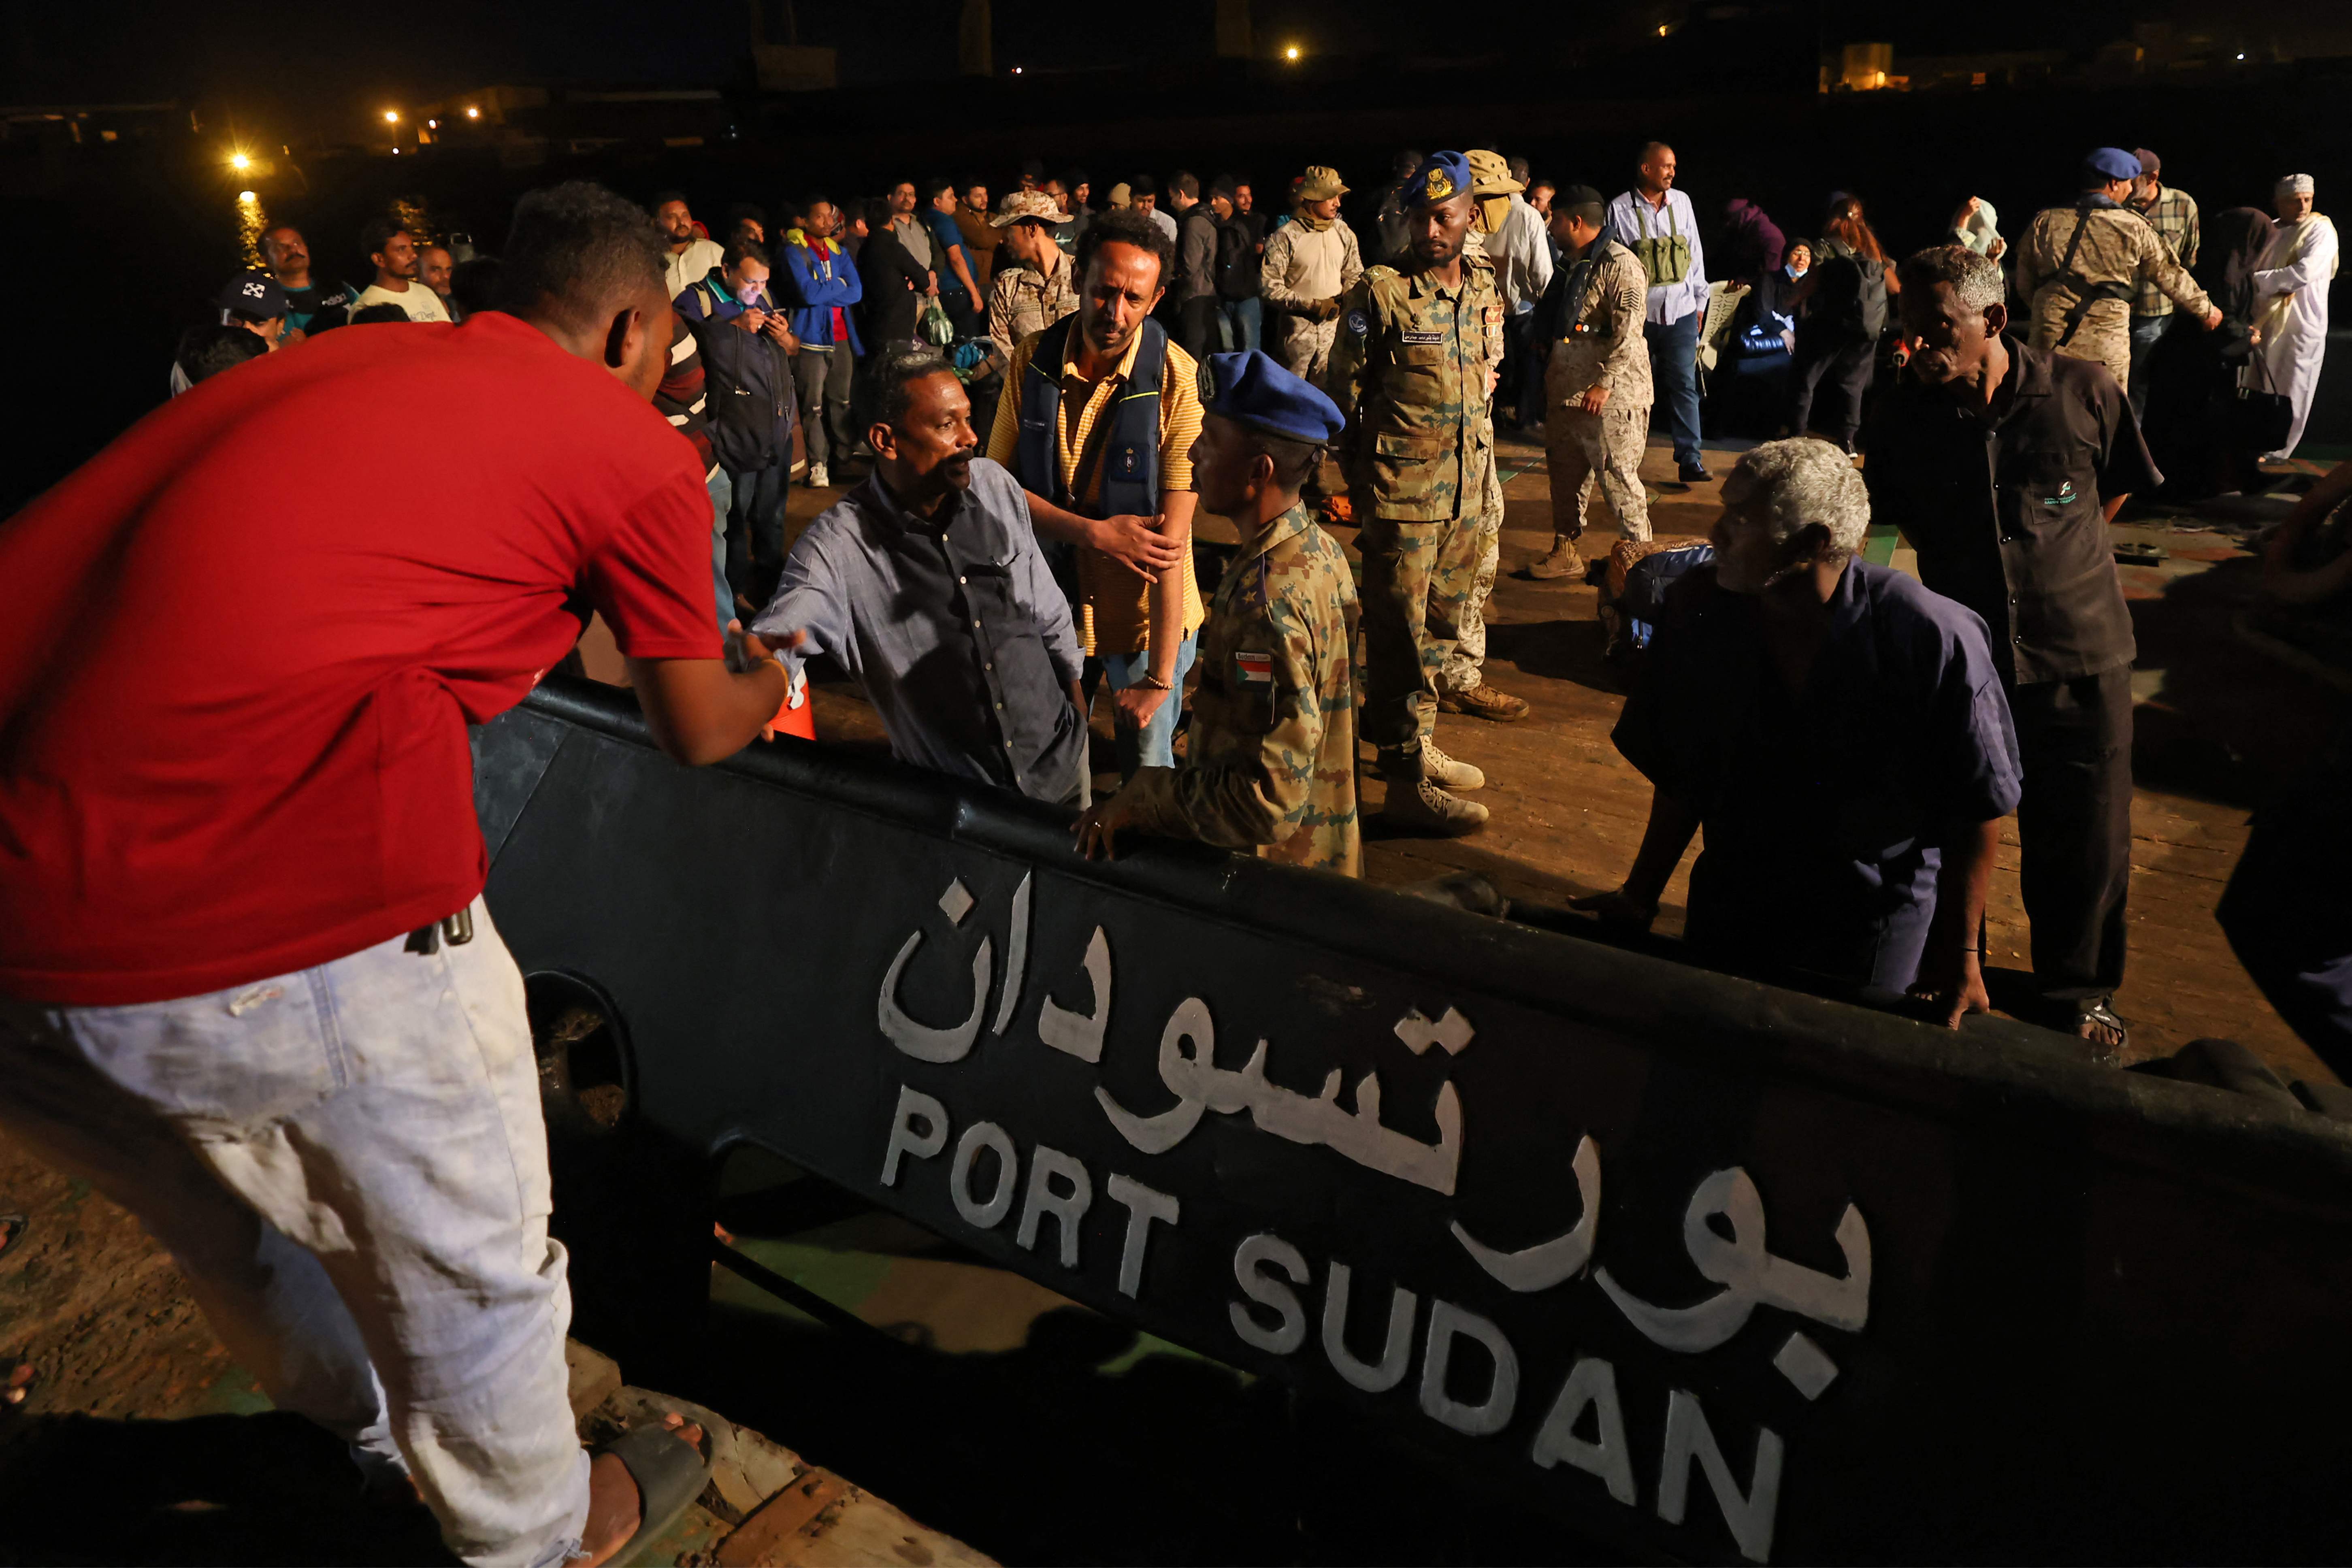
[1133,674,1174,691]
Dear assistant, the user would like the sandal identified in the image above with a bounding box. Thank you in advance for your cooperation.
[2075,999,2130,1054]
[598,1402,721,1565]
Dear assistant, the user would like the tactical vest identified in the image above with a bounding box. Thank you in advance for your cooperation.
[2049,197,2136,349]
[1014,314,1164,520]
[1626,197,1692,289]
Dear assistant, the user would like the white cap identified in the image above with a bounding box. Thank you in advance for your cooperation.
[2277,173,2316,196]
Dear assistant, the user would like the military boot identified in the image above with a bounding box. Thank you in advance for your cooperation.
[1421,741,1485,792]
[1378,748,1489,836]
[1525,536,1586,581]
[1441,683,1532,722]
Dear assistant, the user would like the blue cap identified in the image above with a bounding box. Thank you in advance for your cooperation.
[1199,349,1345,444]
[217,271,288,320]
[1404,151,1473,210]
[2083,146,2142,183]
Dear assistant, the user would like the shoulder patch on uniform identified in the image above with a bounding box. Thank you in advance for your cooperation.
[1234,651,1274,686]
[1345,309,1370,336]
[1364,264,1401,283]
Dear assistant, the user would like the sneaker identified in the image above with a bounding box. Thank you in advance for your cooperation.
[1382,775,1489,835]
[1523,540,1586,581]
[1422,742,1485,792]
[1440,683,1531,722]
[808,462,830,489]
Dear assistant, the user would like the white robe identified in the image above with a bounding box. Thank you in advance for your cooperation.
[2243,213,2339,459]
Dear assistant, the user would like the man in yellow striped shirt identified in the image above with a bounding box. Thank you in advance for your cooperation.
[988,207,1205,781]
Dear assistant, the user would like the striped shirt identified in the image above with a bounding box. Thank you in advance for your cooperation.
[986,324,1205,656]
[2130,185,2201,318]
[654,317,717,479]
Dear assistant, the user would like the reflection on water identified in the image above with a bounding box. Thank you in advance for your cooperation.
[234,192,266,270]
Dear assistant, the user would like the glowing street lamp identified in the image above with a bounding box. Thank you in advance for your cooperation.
[237,190,257,202]
[1284,43,1302,61]
[465,106,481,119]
[383,109,401,124]
[229,151,250,171]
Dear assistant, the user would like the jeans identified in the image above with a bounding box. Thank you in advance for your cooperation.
[1218,296,1263,356]
[726,463,789,611]
[705,468,734,628]
[794,345,856,470]
[2126,314,2169,420]
[1088,630,1199,778]
[0,900,588,1568]
[1644,312,1703,469]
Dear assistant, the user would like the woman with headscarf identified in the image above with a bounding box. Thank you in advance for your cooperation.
[2245,174,2339,460]
[1787,198,1896,452]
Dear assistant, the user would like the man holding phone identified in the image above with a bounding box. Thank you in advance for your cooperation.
[678,241,801,611]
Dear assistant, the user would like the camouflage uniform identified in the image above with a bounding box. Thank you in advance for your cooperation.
[986,256,1078,361]
[1328,247,1506,753]
[1262,218,1366,383]
[1544,236,1654,547]
[2013,200,2213,393]
[1112,503,1361,875]
[1438,275,1512,697]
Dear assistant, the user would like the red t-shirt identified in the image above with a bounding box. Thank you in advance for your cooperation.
[0,313,718,1005]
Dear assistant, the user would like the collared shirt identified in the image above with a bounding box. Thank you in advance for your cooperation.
[1614,560,2022,995]
[1146,207,1178,245]
[1605,187,1709,326]
[987,255,1078,360]
[750,458,1087,803]
[663,236,727,303]
[985,325,1206,656]
[2128,185,2202,317]
[1861,337,2162,684]
[1116,503,1361,875]
[893,214,935,271]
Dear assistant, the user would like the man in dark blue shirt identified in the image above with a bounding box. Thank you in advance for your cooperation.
[1590,439,2022,1020]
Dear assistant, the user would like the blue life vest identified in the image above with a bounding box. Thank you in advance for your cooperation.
[1014,314,1164,522]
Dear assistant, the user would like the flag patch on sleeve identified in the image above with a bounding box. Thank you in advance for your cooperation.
[1234,652,1274,686]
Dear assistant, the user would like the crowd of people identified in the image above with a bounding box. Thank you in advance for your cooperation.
[9,132,2343,1568]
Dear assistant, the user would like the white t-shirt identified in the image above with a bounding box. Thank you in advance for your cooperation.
[349,283,453,324]
[663,237,728,302]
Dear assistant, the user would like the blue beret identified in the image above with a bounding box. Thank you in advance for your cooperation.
[1405,151,1473,210]
[2083,146,2142,183]
[1199,349,1345,445]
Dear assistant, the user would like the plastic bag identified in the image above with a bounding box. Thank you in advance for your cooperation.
[920,297,956,347]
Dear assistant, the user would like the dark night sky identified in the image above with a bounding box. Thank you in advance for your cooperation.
[7,0,2171,131]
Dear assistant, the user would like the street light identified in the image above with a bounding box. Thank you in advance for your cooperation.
[465,106,480,119]
[1284,43,1302,61]
[237,190,257,202]
[383,109,400,124]
[230,152,250,171]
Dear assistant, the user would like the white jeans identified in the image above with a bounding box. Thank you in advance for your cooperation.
[0,899,589,1568]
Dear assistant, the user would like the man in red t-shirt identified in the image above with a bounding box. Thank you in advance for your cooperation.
[0,183,782,1568]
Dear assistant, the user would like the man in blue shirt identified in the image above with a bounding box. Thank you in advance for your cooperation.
[1587,438,2022,1021]
[747,349,1090,807]
[1608,142,1712,486]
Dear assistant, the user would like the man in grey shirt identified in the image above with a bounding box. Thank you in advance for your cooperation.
[748,348,1092,806]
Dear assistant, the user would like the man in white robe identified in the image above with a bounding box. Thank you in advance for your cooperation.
[2246,173,2339,460]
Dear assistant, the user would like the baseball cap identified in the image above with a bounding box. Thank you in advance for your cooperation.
[217,271,288,321]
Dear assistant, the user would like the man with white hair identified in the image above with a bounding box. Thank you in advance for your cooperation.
[1587,438,2020,1018]
[2245,174,2338,460]
[1864,244,2161,1052]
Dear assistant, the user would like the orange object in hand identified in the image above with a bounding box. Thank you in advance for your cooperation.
[762,663,815,741]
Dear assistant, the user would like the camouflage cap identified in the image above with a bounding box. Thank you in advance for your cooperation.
[989,189,1063,227]
[1298,165,1349,202]
[1466,149,1523,197]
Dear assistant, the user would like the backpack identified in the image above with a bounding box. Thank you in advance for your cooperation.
[1215,217,1258,301]
[1598,539,1715,667]
[1814,239,1887,341]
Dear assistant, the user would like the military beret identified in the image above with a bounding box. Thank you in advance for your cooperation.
[2082,147,2142,183]
[1199,349,1346,445]
[1405,151,1473,209]
[217,271,288,321]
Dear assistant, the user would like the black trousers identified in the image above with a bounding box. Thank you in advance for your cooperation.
[2009,666,2134,1005]
[1179,296,1223,366]
[1789,333,1875,451]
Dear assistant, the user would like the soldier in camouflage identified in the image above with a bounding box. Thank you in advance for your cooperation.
[1074,350,1360,874]
[1328,151,1504,835]
[1435,149,1531,723]
[2015,147,2222,394]
[1527,184,1653,582]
